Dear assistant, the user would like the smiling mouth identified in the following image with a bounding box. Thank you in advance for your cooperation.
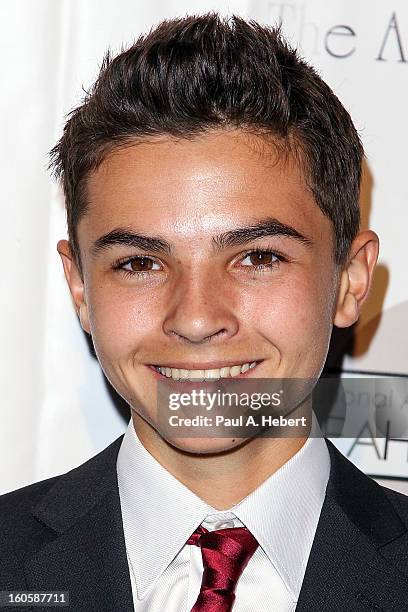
[150,361,260,381]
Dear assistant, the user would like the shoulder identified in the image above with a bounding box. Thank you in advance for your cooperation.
[0,475,60,527]
[0,474,64,587]
[0,474,65,561]
[325,437,408,524]
[0,435,124,546]
[0,435,124,588]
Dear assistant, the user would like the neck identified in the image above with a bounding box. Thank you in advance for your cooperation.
[132,413,308,510]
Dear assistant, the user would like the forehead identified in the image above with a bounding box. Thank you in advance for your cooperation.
[81,130,329,245]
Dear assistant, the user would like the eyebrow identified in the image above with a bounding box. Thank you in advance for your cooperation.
[90,217,312,258]
[90,229,173,257]
[212,217,312,251]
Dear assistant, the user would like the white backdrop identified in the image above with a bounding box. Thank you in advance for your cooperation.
[1,0,407,494]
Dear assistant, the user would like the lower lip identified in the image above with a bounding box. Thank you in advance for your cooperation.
[147,362,262,382]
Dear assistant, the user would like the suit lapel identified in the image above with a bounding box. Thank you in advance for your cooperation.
[25,436,134,612]
[296,439,408,611]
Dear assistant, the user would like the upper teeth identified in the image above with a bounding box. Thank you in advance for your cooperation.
[153,362,257,381]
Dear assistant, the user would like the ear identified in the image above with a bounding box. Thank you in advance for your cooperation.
[57,239,91,334]
[334,230,379,328]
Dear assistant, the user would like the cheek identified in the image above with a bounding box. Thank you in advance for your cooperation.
[86,285,164,361]
[240,272,335,354]
[238,275,315,324]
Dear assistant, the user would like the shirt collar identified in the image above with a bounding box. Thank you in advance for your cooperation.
[117,412,330,600]
[117,421,214,599]
[230,412,330,598]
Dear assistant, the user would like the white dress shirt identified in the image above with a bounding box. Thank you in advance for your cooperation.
[116,413,330,611]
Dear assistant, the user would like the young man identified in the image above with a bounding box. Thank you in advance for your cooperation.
[1,13,408,612]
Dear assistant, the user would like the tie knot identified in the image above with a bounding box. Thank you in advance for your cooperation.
[187,525,259,611]
[187,525,259,563]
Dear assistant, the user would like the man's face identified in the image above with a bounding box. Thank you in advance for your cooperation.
[72,130,340,452]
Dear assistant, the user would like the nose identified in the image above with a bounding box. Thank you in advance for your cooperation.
[163,270,239,344]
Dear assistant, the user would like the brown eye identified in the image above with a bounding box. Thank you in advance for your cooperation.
[241,250,278,267]
[129,257,155,271]
[117,256,162,277]
[249,252,274,266]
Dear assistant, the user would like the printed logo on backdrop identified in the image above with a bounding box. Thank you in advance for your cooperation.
[330,301,408,481]
[314,375,408,480]
[251,2,407,62]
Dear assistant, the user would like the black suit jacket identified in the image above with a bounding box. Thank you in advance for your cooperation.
[1,436,408,612]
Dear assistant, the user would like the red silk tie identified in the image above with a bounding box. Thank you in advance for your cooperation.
[187,525,259,611]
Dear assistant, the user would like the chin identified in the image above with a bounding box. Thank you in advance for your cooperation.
[164,435,251,456]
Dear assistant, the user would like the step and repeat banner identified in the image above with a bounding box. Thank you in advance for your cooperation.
[0,0,407,493]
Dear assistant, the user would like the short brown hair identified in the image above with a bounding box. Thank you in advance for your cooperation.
[49,13,362,274]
